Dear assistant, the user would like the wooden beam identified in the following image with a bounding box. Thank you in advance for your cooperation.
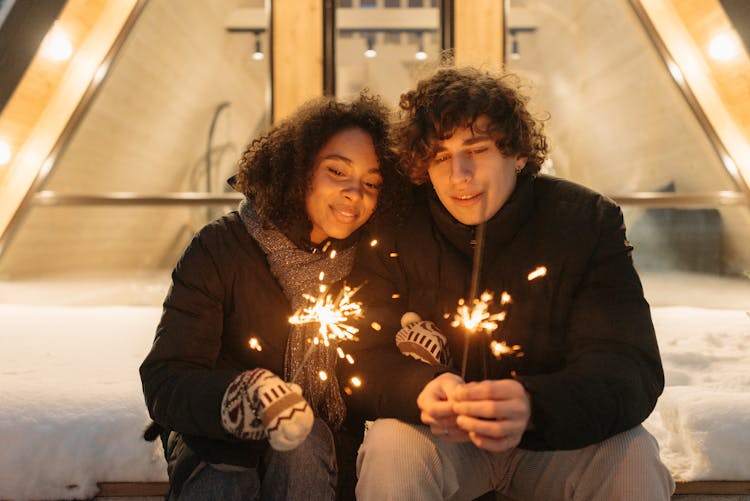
[96,481,169,497]
[272,0,323,122]
[674,481,750,495]
[0,0,66,112]
[453,0,504,68]
[0,0,140,251]
[92,480,750,497]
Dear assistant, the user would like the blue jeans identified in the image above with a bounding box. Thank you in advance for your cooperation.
[177,418,337,500]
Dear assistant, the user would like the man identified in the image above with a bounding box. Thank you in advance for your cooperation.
[339,67,674,500]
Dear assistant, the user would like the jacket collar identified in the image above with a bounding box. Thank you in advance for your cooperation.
[427,175,536,257]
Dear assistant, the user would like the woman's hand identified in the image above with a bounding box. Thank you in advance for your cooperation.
[416,372,470,441]
[451,378,531,452]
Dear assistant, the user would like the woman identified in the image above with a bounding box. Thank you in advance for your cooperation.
[140,94,404,500]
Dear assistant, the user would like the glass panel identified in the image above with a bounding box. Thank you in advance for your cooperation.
[334,0,441,106]
[505,0,750,278]
[0,0,270,277]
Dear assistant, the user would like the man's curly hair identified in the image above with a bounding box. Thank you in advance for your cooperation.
[234,93,405,232]
[394,67,548,184]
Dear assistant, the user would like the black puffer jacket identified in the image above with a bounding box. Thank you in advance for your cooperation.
[340,175,664,451]
[140,212,360,495]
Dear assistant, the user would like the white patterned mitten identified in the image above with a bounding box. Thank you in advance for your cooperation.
[221,368,314,451]
[395,312,448,366]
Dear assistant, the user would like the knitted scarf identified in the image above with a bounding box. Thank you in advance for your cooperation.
[239,199,354,430]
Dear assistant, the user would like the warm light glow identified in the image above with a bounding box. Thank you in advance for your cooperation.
[389,252,398,258]
[364,48,377,58]
[289,284,363,345]
[319,271,325,281]
[500,292,512,305]
[370,239,378,247]
[708,32,741,61]
[40,25,74,62]
[318,370,328,381]
[350,376,362,387]
[248,337,263,352]
[370,322,381,331]
[415,50,428,61]
[451,291,506,334]
[330,250,337,259]
[252,51,265,61]
[0,141,11,165]
[666,60,684,85]
[345,354,354,364]
[527,266,547,281]
[489,340,522,359]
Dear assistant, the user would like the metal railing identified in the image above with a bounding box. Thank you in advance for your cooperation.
[23,189,748,209]
[32,191,243,207]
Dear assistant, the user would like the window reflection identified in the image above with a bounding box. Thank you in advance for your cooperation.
[335,0,441,105]
[504,0,750,277]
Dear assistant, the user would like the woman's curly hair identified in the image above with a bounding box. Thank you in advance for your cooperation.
[234,93,405,231]
[394,66,548,184]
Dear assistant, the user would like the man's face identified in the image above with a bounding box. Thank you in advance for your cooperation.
[427,116,527,226]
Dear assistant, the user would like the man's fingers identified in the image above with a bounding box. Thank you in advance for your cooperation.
[467,431,521,452]
[454,414,526,439]
[452,399,528,420]
[422,400,456,419]
[452,379,525,401]
[426,423,470,442]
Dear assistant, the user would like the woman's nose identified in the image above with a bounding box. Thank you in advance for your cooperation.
[341,180,363,200]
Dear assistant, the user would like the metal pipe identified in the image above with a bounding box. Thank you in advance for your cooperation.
[25,190,748,208]
[31,191,243,207]
[610,191,748,208]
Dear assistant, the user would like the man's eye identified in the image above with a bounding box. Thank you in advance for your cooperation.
[364,181,383,190]
[471,147,488,155]
[433,155,449,164]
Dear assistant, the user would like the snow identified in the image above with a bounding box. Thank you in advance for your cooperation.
[0,305,168,500]
[0,271,748,499]
[644,307,750,481]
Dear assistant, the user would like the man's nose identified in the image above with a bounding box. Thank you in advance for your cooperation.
[450,156,472,183]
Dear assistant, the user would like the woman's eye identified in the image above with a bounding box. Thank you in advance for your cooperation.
[327,166,345,177]
[364,180,383,191]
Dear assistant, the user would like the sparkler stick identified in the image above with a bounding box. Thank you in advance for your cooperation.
[461,219,487,379]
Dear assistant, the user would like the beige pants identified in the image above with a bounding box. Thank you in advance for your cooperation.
[356,419,674,501]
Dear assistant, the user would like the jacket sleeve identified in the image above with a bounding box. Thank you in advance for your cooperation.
[140,226,240,442]
[338,231,448,424]
[517,197,664,450]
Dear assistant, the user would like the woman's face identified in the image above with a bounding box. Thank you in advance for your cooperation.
[306,127,383,244]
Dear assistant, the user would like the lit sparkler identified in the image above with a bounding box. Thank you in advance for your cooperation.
[289,283,363,344]
[489,340,523,359]
[451,291,508,333]
[288,282,363,382]
[527,266,547,281]
[453,290,513,377]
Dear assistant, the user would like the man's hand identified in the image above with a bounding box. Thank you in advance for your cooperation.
[451,378,531,452]
[416,372,469,441]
